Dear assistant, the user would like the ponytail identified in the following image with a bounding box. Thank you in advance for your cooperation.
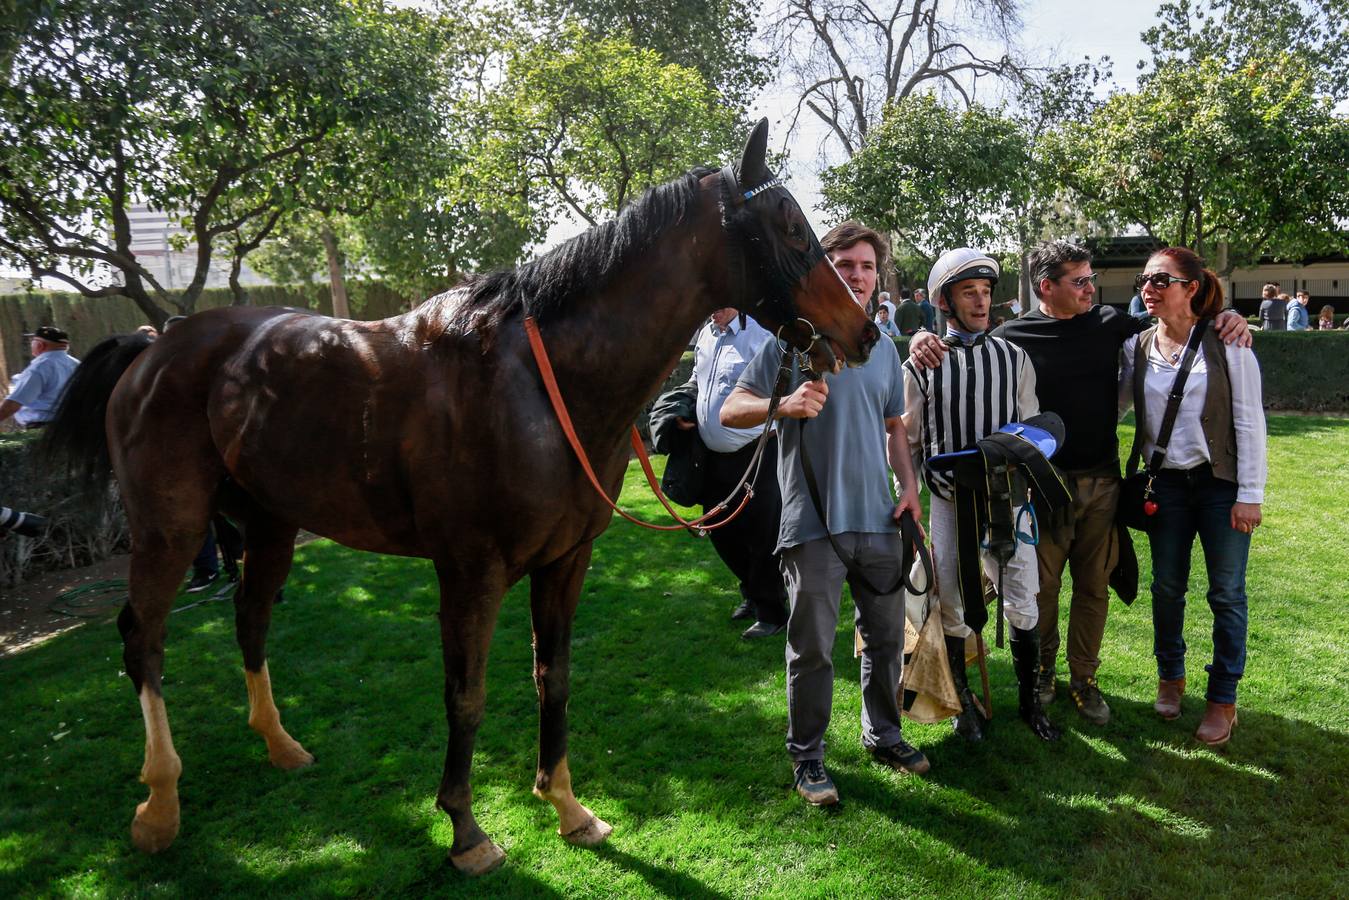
[1193,267,1225,318]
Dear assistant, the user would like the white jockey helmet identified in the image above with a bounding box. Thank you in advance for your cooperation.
[927,247,1000,305]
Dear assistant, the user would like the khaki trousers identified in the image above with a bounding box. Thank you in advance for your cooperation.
[1035,474,1119,680]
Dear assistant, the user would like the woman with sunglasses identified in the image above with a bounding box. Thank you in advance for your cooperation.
[1118,247,1266,747]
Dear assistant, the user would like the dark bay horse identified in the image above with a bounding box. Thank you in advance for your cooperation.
[44,120,878,875]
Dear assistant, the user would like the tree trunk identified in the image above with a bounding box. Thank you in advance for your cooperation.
[321,224,350,319]
[1215,240,1232,306]
[1016,218,1031,316]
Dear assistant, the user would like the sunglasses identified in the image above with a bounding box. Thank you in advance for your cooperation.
[1134,272,1195,291]
[1056,272,1098,289]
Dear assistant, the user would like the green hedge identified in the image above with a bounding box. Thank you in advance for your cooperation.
[1248,331,1349,412]
[1,282,411,386]
[0,433,128,587]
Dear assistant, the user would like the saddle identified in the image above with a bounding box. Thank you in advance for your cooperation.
[926,413,1072,646]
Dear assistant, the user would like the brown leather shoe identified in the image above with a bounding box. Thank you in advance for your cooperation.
[1195,702,1237,746]
[1155,678,1185,720]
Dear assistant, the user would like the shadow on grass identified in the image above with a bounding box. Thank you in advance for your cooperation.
[1263,414,1349,438]
[3,520,1347,896]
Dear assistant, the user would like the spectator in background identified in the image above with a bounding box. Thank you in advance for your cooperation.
[1286,292,1310,331]
[679,308,790,640]
[1258,283,1285,331]
[874,305,902,338]
[877,290,895,321]
[895,289,924,335]
[1,326,80,430]
[1317,305,1337,330]
[916,287,936,332]
[1129,291,1149,320]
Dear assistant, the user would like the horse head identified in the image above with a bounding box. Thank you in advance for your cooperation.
[719,118,878,375]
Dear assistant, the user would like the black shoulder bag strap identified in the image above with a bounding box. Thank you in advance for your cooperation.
[797,417,932,598]
[1127,319,1209,480]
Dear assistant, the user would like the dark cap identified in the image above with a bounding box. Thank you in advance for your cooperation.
[23,325,69,343]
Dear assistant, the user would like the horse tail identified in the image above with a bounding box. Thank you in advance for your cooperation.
[41,332,154,496]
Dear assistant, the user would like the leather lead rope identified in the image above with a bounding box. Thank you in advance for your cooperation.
[524,315,779,534]
[798,423,932,597]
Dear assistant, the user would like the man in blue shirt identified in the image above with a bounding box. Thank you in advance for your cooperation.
[1,326,80,429]
[680,308,789,639]
[722,221,930,807]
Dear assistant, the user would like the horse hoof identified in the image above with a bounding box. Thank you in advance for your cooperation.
[269,741,315,770]
[562,815,613,848]
[130,802,179,853]
[450,838,506,876]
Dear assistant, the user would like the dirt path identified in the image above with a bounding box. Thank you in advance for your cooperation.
[0,552,130,657]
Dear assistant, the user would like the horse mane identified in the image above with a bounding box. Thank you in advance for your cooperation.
[452,167,717,330]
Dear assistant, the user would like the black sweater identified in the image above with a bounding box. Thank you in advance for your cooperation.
[993,305,1147,473]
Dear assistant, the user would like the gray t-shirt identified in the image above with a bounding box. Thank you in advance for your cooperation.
[738,337,904,551]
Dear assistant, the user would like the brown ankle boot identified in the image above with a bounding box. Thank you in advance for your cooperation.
[1155,678,1185,720]
[1195,702,1237,746]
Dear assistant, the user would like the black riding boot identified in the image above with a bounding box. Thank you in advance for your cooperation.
[1010,626,1061,742]
[945,635,986,742]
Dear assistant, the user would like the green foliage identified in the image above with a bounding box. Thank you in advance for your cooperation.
[527,0,769,109]
[477,25,739,228]
[2,421,1348,894]
[0,1,445,323]
[821,95,1032,262]
[1142,0,1349,100]
[1046,55,1349,272]
[1250,330,1349,412]
[249,212,371,288]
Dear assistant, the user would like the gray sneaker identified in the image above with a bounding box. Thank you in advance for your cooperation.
[870,739,931,775]
[1036,666,1056,707]
[1069,676,1111,725]
[792,759,839,806]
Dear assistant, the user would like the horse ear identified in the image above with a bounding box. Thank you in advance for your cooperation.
[738,118,771,188]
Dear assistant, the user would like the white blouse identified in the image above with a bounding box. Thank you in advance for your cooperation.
[1119,329,1267,504]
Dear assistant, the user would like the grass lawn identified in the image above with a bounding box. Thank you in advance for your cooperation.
[2,414,1347,897]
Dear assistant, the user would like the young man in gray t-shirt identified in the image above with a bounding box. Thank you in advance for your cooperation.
[721,221,929,807]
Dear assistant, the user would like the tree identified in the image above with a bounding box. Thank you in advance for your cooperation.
[767,0,1039,159]
[477,26,740,229]
[1045,55,1349,274]
[0,0,444,325]
[820,93,1032,263]
[528,0,769,110]
[240,5,535,305]
[1142,0,1349,100]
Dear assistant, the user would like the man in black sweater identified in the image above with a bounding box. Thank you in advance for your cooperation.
[907,241,1250,726]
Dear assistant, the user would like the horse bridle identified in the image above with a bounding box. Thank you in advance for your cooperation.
[718,164,831,374]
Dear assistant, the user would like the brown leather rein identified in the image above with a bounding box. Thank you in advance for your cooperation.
[523,316,780,534]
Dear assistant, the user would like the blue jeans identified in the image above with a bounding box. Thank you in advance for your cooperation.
[1146,465,1250,704]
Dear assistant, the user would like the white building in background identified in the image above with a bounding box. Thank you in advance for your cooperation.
[121,203,271,290]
